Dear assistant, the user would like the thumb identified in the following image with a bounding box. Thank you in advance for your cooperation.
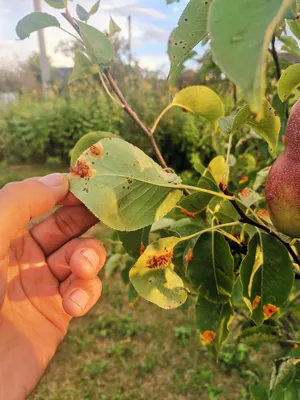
[0,173,69,307]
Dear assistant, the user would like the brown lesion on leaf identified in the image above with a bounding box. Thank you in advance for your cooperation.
[147,251,173,270]
[185,248,194,266]
[252,295,261,310]
[181,208,197,219]
[70,160,93,179]
[89,143,104,158]
[200,330,216,345]
[263,304,279,319]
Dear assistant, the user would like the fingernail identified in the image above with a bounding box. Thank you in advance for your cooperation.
[81,249,100,271]
[69,289,88,310]
[39,173,64,187]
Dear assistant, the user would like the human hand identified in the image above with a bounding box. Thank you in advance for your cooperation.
[0,174,106,400]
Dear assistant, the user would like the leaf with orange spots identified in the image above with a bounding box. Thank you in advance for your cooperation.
[238,188,261,207]
[195,296,233,355]
[69,138,183,231]
[129,238,188,309]
[239,176,249,184]
[240,232,294,326]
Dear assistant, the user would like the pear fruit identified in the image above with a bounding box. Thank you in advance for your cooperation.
[266,99,300,238]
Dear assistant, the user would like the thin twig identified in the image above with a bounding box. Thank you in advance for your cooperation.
[270,35,281,81]
[220,185,300,267]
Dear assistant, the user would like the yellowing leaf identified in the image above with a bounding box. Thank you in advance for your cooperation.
[172,86,224,128]
[207,156,226,185]
[278,64,300,101]
[129,237,188,309]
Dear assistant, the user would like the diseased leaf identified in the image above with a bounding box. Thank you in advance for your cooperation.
[187,231,234,303]
[69,138,183,231]
[129,237,188,309]
[172,86,224,128]
[77,20,114,64]
[195,296,233,354]
[119,226,151,260]
[170,0,211,70]
[278,64,300,102]
[69,52,99,84]
[240,233,294,326]
[208,0,293,118]
[70,131,117,166]
[16,12,60,39]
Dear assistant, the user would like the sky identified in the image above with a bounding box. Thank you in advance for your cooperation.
[0,0,190,73]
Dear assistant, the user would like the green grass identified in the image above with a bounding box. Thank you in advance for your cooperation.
[3,165,280,399]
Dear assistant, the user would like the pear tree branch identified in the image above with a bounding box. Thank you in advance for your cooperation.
[220,185,300,268]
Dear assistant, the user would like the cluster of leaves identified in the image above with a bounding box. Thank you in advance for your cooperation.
[15,0,300,393]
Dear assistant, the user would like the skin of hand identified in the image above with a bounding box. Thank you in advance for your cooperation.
[0,173,106,400]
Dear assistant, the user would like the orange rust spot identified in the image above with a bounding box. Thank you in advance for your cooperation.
[239,176,248,184]
[70,160,93,178]
[252,295,261,310]
[185,248,194,266]
[240,188,249,198]
[293,344,299,349]
[140,243,146,256]
[200,330,216,344]
[257,209,270,219]
[147,251,173,270]
[89,143,104,158]
[182,108,189,113]
[282,135,286,144]
[181,208,197,219]
[263,304,278,319]
[129,296,140,308]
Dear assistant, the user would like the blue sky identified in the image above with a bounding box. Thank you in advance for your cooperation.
[0,0,189,72]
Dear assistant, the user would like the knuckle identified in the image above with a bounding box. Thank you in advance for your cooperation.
[54,209,78,239]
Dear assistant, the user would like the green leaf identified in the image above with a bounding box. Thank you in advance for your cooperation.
[187,231,234,303]
[278,64,300,101]
[44,0,64,8]
[16,12,60,39]
[129,237,188,309]
[249,384,269,400]
[208,0,293,118]
[77,20,114,64]
[69,52,99,84]
[89,0,100,15]
[195,296,233,354]
[240,233,294,326]
[109,17,121,38]
[69,138,183,231]
[171,86,224,128]
[170,0,211,70]
[233,100,280,156]
[76,5,90,22]
[70,131,117,166]
[118,226,151,260]
[218,116,234,134]
[288,19,300,40]
[209,198,240,223]
[179,175,219,214]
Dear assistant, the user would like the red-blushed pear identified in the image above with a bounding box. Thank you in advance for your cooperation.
[266,99,300,238]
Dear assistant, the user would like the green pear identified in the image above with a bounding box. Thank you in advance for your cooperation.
[266,99,300,238]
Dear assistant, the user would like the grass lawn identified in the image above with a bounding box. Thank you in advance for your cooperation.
[3,165,280,399]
